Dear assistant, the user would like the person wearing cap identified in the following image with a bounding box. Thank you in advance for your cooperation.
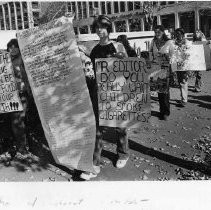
[80,15,129,180]
[149,25,171,120]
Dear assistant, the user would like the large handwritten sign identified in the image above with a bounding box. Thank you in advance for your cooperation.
[0,51,23,113]
[17,17,97,173]
[96,57,151,128]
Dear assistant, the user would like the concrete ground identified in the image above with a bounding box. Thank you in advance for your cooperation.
[0,71,210,182]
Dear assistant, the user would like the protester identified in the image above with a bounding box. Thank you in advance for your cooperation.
[80,15,129,180]
[164,28,192,107]
[7,39,40,156]
[149,25,171,120]
[192,29,207,92]
[116,34,137,57]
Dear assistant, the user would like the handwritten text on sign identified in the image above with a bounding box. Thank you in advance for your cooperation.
[0,51,23,113]
[96,58,151,128]
[17,17,96,174]
[171,44,208,71]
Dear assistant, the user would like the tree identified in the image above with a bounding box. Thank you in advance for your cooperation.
[39,2,67,25]
[143,2,157,31]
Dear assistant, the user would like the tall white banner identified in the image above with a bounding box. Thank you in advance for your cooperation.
[17,17,97,173]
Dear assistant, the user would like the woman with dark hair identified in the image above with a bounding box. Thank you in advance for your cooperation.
[80,15,129,180]
[116,35,137,57]
[149,25,171,120]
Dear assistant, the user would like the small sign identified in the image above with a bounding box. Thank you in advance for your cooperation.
[0,51,23,113]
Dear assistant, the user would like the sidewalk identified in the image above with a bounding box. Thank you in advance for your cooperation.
[0,71,210,181]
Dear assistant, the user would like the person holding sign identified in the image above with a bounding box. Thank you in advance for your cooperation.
[161,28,192,107]
[80,15,129,180]
[173,28,192,107]
[7,39,40,155]
[192,29,207,92]
[149,25,171,120]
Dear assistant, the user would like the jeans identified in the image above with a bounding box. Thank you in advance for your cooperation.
[195,71,202,91]
[86,78,129,166]
[176,71,189,103]
[158,92,170,116]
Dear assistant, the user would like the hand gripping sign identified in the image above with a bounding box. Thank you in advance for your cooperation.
[0,51,23,113]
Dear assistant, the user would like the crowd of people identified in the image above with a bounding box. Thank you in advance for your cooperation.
[0,15,210,180]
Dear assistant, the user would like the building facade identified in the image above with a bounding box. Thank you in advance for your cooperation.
[156,1,211,38]
[64,1,148,35]
[0,1,211,38]
[0,1,41,30]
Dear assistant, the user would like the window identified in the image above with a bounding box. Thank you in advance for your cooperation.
[90,25,95,33]
[129,18,142,32]
[94,2,98,8]
[0,6,5,29]
[115,20,127,32]
[22,2,28,29]
[77,2,82,19]
[127,2,133,11]
[71,2,76,19]
[22,2,27,11]
[4,4,10,30]
[134,2,141,10]
[15,2,23,30]
[32,2,39,9]
[82,2,87,18]
[120,2,125,12]
[9,3,16,29]
[168,1,175,4]
[89,2,93,16]
[106,2,111,14]
[33,12,39,26]
[79,25,88,34]
[114,2,119,13]
[67,2,72,12]
[74,27,78,35]
[160,2,166,6]
[101,2,106,15]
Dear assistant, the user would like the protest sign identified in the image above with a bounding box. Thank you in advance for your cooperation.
[0,51,23,113]
[193,41,211,70]
[149,55,170,93]
[171,42,211,71]
[17,17,97,173]
[96,57,151,128]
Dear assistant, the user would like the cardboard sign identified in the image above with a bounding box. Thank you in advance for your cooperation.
[17,17,97,173]
[0,51,23,113]
[148,54,170,93]
[171,42,211,71]
[96,57,151,128]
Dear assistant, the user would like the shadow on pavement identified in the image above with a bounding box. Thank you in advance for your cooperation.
[100,126,211,176]
[128,139,211,176]
[188,95,211,109]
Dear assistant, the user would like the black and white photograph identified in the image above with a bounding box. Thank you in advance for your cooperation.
[0,0,211,209]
